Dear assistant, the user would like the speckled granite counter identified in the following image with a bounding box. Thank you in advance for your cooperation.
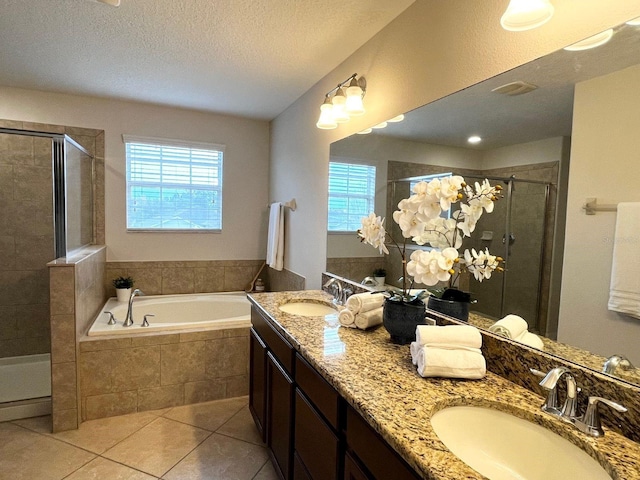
[248,290,640,480]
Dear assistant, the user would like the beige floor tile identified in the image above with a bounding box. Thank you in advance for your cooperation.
[253,460,280,480]
[162,396,248,432]
[0,423,95,480]
[103,417,210,477]
[64,457,158,480]
[217,405,264,445]
[163,433,269,480]
[11,414,52,434]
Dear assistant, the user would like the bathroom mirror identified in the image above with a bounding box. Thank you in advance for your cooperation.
[327,20,640,387]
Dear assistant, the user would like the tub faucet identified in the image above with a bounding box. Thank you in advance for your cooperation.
[538,366,579,419]
[361,276,377,287]
[124,289,145,327]
[323,278,344,305]
[602,354,635,375]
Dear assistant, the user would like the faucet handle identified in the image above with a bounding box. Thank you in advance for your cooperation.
[142,314,154,327]
[574,396,627,437]
[104,311,117,325]
[530,368,560,414]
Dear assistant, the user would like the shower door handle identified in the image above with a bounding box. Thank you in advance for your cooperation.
[502,233,515,245]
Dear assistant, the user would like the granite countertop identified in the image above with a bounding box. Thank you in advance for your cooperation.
[248,290,640,480]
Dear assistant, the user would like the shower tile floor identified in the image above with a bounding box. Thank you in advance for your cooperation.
[0,396,278,480]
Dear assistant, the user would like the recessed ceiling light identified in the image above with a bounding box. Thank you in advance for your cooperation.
[468,136,482,144]
[357,128,373,135]
[372,122,388,129]
[564,29,614,51]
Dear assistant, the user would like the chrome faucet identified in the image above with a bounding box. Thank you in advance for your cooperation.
[602,354,635,375]
[323,278,344,305]
[574,396,627,437]
[361,276,378,287]
[124,289,145,327]
[538,367,579,419]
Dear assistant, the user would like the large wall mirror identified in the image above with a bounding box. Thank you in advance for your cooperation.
[327,19,640,388]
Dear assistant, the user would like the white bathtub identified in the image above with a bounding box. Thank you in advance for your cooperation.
[0,353,52,422]
[88,292,251,336]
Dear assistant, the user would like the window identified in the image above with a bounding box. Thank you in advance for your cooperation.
[328,162,376,232]
[124,136,224,231]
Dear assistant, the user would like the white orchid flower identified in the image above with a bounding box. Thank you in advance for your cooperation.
[358,213,389,255]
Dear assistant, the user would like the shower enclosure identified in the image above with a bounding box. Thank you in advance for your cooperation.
[389,174,552,334]
[0,127,94,420]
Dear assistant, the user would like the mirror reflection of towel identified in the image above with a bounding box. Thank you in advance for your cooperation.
[266,202,284,271]
[608,203,640,320]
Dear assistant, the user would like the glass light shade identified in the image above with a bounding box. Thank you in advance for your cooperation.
[564,29,613,51]
[388,114,405,122]
[468,135,482,144]
[316,102,337,129]
[500,0,554,31]
[372,122,388,129]
[331,89,350,123]
[345,85,365,116]
[357,128,373,134]
[627,17,640,26]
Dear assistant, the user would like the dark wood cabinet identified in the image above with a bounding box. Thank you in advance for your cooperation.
[267,351,294,480]
[344,452,370,480]
[249,328,267,441]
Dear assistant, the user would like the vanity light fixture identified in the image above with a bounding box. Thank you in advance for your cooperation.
[626,17,640,26]
[315,73,367,129]
[357,128,373,134]
[388,114,405,122]
[372,122,388,129]
[564,29,614,51]
[500,0,554,31]
[91,0,121,6]
[468,136,482,144]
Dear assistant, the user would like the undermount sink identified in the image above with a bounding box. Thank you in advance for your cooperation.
[431,406,611,480]
[279,301,338,316]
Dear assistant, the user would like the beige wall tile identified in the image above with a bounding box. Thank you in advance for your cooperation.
[0,132,33,164]
[52,362,77,411]
[138,384,184,411]
[50,267,75,315]
[205,337,249,379]
[122,267,162,296]
[160,341,206,385]
[184,379,226,404]
[131,333,179,347]
[52,408,79,432]
[224,327,250,339]
[22,122,65,134]
[161,267,195,294]
[85,391,138,420]
[179,330,225,342]
[51,314,76,364]
[193,267,225,293]
[223,266,254,291]
[0,119,23,129]
[225,375,249,397]
[79,349,114,396]
[112,346,161,392]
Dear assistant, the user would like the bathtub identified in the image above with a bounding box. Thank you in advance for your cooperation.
[0,353,52,421]
[88,292,251,336]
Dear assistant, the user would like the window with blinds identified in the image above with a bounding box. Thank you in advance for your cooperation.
[328,162,376,232]
[124,136,224,231]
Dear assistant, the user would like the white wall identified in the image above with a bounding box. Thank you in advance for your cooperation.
[558,64,640,363]
[481,137,565,170]
[0,87,270,262]
[270,0,640,289]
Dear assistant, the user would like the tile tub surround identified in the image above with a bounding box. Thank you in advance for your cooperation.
[248,290,640,480]
[78,327,250,421]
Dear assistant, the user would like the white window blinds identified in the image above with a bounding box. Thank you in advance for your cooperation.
[328,162,376,232]
[124,136,224,231]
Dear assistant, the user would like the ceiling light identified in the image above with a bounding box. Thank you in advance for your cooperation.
[388,114,405,122]
[357,128,373,135]
[316,74,367,130]
[491,81,538,96]
[316,96,337,129]
[626,17,640,26]
[564,29,614,51]
[92,0,121,6]
[372,122,388,129]
[468,136,482,144]
[500,0,554,31]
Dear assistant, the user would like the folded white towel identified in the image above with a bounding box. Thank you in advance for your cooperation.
[517,331,545,350]
[415,325,482,349]
[488,314,528,340]
[266,202,284,271]
[346,293,385,314]
[416,346,486,379]
[354,307,383,330]
[410,341,420,365]
[338,309,355,327]
[608,203,640,319]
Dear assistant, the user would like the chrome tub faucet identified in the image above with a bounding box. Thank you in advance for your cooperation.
[124,289,145,327]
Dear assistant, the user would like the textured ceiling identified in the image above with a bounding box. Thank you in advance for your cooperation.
[0,0,414,119]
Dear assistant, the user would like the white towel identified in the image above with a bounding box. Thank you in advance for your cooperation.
[416,346,486,379]
[346,293,385,314]
[410,341,420,365]
[608,202,640,319]
[517,331,545,350]
[266,202,284,271]
[338,309,355,328]
[354,307,383,330]
[489,314,529,340]
[415,325,482,349]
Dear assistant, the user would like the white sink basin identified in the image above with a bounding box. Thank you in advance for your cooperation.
[279,302,338,316]
[431,406,611,480]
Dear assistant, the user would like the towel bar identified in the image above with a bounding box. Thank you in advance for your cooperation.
[267,199,297,211]
[583,198,617,215]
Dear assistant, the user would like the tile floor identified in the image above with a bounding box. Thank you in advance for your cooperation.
[0,396,278,480]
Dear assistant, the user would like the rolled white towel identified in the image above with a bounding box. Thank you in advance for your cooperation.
[410,341,420,365]
[416,346,486,379]
[517,331,545,350]
[354,307,383,330]
[415,325,482,349]
[489,314,528,340]
[346,292,385,314]
[338,309,355,328]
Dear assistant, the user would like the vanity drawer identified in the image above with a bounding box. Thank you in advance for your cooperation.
[295,353,341,430]
[251,307,295,375]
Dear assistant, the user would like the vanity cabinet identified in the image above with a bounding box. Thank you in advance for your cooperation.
[249,305,421,480]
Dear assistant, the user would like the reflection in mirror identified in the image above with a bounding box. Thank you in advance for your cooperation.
[327,20,640,387]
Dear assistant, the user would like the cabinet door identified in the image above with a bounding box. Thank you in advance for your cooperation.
[294,388,339,480]
[344,452,370,480]
[249,328,267,442]
[267,351,294,480]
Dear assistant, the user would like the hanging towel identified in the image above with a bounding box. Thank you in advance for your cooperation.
[488,314,529,340]
[338,309,356,328]
[346,293,385,314]
[608,202,640,320]
[415,325,482,349]
[266,202,284,271]
[354,307,383,330]
[416,346,486,379]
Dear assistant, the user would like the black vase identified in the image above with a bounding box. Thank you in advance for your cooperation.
[382,299,427,345]
[427,295,469,322]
